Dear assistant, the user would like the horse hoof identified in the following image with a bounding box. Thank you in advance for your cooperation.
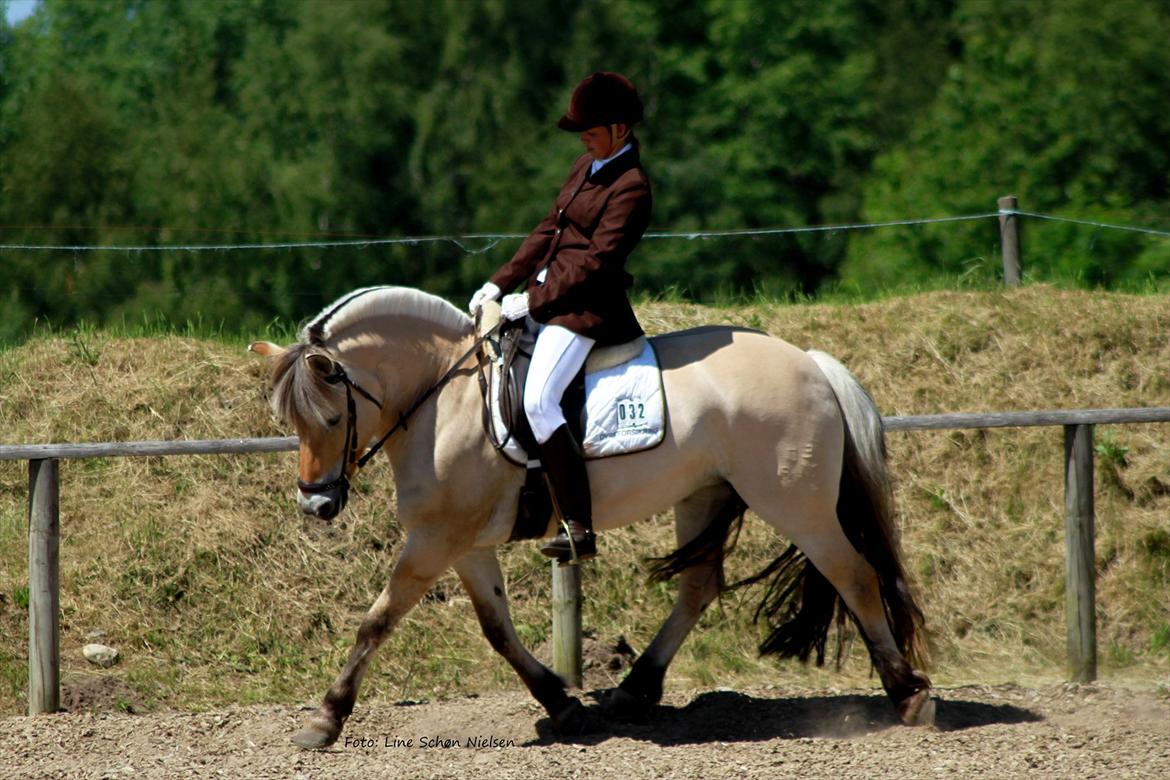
[603,687,651,723]
[292,714,342,750]
[898,688,937,728]
[551,698,588,735]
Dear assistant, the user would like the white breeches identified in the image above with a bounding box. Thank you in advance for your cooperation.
[524,323,595,444]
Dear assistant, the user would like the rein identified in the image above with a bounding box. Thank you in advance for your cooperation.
[297,324,500,497]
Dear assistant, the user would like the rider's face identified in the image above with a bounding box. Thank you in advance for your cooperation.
[580,124,628,160]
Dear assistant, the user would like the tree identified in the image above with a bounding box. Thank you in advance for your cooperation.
[842,0,1170,290]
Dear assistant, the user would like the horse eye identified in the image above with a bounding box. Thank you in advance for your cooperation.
[325,414,342,427]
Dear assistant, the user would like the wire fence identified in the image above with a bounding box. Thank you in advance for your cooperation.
[0,209,1167,254]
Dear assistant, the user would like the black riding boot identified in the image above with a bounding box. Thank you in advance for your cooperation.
[538,425,597,563]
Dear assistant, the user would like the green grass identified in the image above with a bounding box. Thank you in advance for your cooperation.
[9,272,1170,352]
[2,311,301,351]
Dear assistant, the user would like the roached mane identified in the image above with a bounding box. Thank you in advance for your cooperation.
[300,285,471,345]
[268,286,473,430]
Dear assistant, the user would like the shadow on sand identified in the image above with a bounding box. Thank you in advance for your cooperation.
[531,689,1043,747]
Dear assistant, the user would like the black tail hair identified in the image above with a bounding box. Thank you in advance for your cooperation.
[728,545,850,666]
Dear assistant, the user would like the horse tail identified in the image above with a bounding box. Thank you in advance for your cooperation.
[805,349,929,670]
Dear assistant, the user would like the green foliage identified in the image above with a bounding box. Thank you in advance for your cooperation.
[844,0,1170,288]
[1095,432,1130,469]
[1152,624,1170,655]
[0,0,1168,345]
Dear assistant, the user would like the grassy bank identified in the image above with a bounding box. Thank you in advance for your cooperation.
[1,287,1167,715]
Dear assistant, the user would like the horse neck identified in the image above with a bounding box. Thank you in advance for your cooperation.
[331,316,474,417]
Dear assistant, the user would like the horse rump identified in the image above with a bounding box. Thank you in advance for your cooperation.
[645,349,928,672]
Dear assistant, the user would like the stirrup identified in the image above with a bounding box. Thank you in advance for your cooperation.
[541,519,596,565]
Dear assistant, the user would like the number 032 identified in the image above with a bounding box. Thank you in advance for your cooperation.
[618,402,645,422]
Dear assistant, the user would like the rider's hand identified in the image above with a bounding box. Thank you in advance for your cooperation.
[468,282,501,314]
[500,292,530,322]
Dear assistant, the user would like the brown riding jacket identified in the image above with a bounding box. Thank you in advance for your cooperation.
[489,141,650,346]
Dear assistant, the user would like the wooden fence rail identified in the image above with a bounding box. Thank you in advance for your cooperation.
[3,406,1169,714]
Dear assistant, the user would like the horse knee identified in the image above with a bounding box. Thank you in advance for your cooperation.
[356,610,390,646]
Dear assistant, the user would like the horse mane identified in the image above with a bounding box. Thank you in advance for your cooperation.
[301,285,471,346]
[269,286,473,429]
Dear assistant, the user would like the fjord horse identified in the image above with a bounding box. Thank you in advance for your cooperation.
[249,286,934,749]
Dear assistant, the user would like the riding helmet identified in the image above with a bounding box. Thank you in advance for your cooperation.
[557,72,644,132]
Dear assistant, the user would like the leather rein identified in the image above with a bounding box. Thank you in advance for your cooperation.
[296,324,500,498]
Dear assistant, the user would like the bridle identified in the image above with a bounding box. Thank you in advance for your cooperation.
[296,325,499,502]
[294,361,382,500]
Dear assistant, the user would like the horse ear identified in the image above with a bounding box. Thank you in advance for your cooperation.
[305,352,339,378]
[248,341,285,358]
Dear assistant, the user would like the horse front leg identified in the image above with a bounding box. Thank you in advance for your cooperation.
[293,532,457,749]
[453,548,587,734]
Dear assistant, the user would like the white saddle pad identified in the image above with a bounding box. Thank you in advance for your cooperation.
[489,339,666,464]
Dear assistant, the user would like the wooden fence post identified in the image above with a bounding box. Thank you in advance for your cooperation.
[28,458,61,715]
[551,561,582,688]
[998,195,1022,286]
[1063,424,1097,683]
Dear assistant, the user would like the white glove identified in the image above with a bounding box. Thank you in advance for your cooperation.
[500,292,530,321]
[468,281,501,314]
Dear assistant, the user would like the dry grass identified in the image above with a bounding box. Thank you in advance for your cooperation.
[1,287,1168,715]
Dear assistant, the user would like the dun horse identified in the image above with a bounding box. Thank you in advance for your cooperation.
[250,285,934,749]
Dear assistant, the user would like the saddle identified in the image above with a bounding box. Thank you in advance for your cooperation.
[476,302,665,540]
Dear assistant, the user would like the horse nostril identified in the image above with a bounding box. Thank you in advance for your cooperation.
[317,498,336,519]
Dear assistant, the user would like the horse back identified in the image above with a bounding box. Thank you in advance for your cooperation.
[650,324,841,444]
[651,325,819,385]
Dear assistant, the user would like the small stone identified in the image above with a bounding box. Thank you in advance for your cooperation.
[83,643,119,667]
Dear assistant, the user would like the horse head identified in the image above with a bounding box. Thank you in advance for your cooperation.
[249,286,477,523]
[250,339,385,520]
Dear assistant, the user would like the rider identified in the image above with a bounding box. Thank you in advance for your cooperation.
[469,71,652,562]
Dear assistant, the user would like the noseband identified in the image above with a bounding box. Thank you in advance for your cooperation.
[296,327,498,500]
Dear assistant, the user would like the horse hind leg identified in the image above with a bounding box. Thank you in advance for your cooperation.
[606,483,742,720]
[453,549,587,734]
[748,495,933,726]
[840,561,934,726]
[809,539,933,724]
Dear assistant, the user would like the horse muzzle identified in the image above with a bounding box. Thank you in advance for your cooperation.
[297,478,349,520]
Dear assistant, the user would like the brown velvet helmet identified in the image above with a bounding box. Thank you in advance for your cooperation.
[557,72,644,132]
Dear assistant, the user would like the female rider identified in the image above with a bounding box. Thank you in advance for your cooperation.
[468,72,651,562]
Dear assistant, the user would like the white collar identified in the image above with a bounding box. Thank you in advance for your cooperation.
[590,142,633,175]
